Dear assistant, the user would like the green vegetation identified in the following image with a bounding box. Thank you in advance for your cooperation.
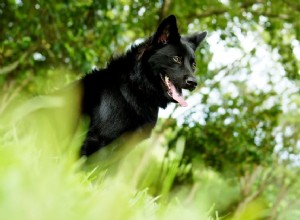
[1,0,300,219]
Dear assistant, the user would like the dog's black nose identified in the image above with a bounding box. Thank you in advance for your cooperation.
[186,76,197,90]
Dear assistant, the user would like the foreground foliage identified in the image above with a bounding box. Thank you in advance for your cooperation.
[0,90,299,220]
[0,94,270,220]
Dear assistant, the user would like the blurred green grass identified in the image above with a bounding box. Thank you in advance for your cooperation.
[0,87,266,220]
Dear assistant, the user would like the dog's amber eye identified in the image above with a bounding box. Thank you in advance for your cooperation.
[173,56,182,64]
[192,62,196,69]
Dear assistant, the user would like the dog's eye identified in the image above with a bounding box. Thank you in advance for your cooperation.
[192,62,196,69]
[173,56,182,64]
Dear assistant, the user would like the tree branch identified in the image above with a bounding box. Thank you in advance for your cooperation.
[251,11,290,20]
[268,173,298,220]
[187,1,259,19]
[196,9,228,18]
[0,51,29,75]
[0,76,32,114]
[186,0,291,22]
[234,167,273,218]
[159,0,172,23]
[283,0,300,13]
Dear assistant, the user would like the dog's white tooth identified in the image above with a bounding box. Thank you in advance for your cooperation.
[165,76,168,82]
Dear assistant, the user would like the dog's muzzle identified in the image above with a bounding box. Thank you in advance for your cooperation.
[185,76,197,91]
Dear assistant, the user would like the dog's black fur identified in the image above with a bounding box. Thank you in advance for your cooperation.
[80,15,207,156]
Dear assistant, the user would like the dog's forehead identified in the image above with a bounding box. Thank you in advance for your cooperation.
[180,40,195,56]
[160,41,195,58]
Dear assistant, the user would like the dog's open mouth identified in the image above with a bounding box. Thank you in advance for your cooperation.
[161,75,188,107]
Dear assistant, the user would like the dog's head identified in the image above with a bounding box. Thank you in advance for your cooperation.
[148,15,207,107]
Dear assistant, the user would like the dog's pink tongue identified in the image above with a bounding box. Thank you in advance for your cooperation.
[169,83,188,107]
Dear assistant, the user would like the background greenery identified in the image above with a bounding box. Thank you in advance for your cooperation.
[1,0,300,219]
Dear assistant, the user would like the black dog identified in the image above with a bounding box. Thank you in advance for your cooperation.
[80,15,207,156]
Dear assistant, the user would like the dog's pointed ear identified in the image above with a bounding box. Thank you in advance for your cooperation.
[153,15,181,45]
[184,31,207,51]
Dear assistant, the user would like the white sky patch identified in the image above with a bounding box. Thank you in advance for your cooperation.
[207,32,244,69]
[247,46,273,92]
[188,23,195,31]
[138,7,146,16]
[15,0,23,5]
[33,52,46,61]
[219,0,229,5]
[159,103,176,118]
[124,5,130,12]
[240,32,257,53]
[222,82,239,98]
[292,39,300,60]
